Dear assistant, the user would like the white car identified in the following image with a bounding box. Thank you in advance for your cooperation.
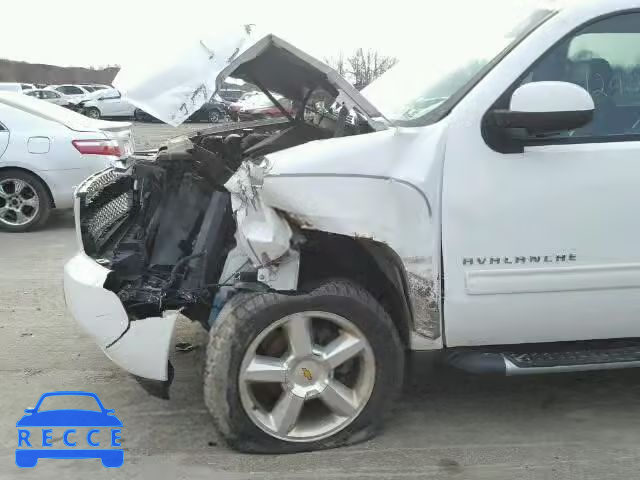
[78,84,109,92]
[65,0,640,453]
[45,84,92,101]
[0,83,25,94]
[0,92,134,231]
[80,88,136,119]
[25,89,71,107]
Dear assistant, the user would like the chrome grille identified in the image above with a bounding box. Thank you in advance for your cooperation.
[84,169,120,204]
[77,169,135,255]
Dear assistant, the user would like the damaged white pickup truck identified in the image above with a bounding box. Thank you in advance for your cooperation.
[64,1,640,453]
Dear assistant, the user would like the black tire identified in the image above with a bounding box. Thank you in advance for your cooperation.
[0,169,51,232]
[84,107,100,119]
[204,280,404,453]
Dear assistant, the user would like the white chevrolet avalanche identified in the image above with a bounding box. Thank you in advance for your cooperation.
[64,0,640,453]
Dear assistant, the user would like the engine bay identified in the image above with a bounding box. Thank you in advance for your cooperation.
[78,114,371,324]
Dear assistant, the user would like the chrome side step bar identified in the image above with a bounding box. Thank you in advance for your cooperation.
[503,358,640,375]
[445,341,640,376]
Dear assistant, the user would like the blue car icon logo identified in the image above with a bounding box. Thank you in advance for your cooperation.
[16,391,123,468]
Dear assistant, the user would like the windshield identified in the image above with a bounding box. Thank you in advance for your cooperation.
[362,8,557,126]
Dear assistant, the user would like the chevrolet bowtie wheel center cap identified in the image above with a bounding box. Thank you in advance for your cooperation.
[287,358,330,398]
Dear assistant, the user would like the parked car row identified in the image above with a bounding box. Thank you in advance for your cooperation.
[25,89,71,107]
[0,91,134,232]
[0,81,282,124]
[229,92,294,121]
[134,93,231,123]
[0,83,36,93]
[133,91,294,124]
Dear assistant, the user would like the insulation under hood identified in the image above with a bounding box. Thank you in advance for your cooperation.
[114,27,384,127]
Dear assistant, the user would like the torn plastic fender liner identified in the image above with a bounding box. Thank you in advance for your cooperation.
[225,160,299,290]
[113,25,256,127]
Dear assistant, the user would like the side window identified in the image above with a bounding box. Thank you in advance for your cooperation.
[61,86,83,95]
[519,12,640,140]
[102,90,121,99]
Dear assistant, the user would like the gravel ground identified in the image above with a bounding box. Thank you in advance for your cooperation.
[1,123,640,479]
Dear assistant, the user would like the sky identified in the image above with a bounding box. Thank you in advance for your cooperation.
[0,0,557,69]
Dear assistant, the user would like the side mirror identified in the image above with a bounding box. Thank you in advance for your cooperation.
[490,81,594,135]
[97,97,105,101]
[24,409,35,414]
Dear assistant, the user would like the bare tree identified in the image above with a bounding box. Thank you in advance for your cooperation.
[325,49,398,89]
[347,48,398,89]
[323,52,347,77]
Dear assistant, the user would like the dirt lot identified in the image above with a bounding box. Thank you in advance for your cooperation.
[1,123,640,479]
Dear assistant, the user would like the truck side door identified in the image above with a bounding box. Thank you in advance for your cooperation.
[443,11,640,346]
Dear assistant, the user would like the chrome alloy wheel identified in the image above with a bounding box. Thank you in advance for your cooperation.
[208,110,221,123]
[239,311,376,442]
[0,178,40,227]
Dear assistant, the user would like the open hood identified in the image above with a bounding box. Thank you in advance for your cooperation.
[215,34,384,121]
[114,28,384,127]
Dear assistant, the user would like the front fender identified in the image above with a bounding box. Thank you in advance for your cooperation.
[261,173,440,343]
[225,125,446,346]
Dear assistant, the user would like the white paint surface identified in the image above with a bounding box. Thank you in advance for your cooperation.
[105,312,178,381]
[63,253,129,347]
[510,81,595,113]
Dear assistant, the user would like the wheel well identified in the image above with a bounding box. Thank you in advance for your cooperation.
[298,230,413,347]
[0,167,55,208]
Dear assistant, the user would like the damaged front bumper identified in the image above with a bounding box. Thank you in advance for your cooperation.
[64,169,179,382]
[62,130,302,383]
[64,253,177,381]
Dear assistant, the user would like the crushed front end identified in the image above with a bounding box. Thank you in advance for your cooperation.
[64,32,383,384]
[64,106,372,381]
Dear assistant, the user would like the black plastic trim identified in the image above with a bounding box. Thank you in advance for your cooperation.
[491,109,593,132]
[444,351,506,375]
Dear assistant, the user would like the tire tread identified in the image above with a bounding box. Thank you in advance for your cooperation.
[204,279,404,453]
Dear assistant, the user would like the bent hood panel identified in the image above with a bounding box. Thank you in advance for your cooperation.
[215,34,383,120]
[114,28,383,127]
[114,25,256,127]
